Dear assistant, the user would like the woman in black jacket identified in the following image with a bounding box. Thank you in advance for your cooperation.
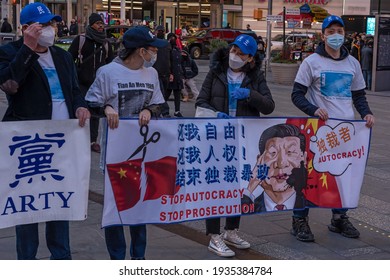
[196,34,275,258]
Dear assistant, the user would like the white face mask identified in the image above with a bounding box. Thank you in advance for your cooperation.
[38,26,55,47]
[142,49,157,68]
[229,52,247,70]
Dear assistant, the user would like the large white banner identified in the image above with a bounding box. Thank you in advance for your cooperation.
[103,117,371,227]
[0,120,91,229]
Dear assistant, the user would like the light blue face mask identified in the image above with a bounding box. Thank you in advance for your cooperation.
[142,49,157,68]
[325,33,345,50]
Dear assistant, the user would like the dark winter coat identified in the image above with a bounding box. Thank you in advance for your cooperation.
[0,38,87,121]
[68,35,114,94]
[69,23,79,36]
[196,47,275,117]
[167,45,183,90]
[181,51,198,79]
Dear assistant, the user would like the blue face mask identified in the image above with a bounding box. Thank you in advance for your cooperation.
[325,33,345,50]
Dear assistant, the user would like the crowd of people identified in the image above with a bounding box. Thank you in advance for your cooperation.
[0,3,375,260]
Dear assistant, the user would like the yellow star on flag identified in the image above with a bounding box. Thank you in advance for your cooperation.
[117,168,127,179]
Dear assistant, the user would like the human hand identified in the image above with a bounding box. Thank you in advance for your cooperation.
[0,79,19,94]
[286,161,307,194]
[169,74,174,82]
[139,109,152,126]
[314,108,328,121]
[23,23,42,51]
[364,114,375,128]
[75,107,91,127]
[217,112,230,119]
[231,88,250,100]
[104,105,119,129]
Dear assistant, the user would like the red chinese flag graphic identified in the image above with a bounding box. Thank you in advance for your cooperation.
[143,156,180,201]
[106,158,143,211]
[286,118,342,208]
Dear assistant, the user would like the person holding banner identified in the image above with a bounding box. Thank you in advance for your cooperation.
[196,34,275,257]
[290,15,375,242]
[85,26,167,260]
[0,3,90,259]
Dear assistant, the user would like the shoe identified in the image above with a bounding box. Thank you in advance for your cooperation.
[328,214,360,238]
[174,111,183,117]
[208,234,235,257]
[223,229,250,249]
[290,217,315,242]
[91,142,101,153]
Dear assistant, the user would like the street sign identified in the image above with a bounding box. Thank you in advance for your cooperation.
[286,8,301,15]
[266,15,283,22]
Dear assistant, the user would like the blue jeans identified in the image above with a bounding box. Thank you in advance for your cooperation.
[105,225,146,260]
[293,208,348,218]
[362,70,372,89]
[16,221,71,260]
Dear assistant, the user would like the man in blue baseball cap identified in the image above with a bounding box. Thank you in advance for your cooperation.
[196,33,275,257]
[0,2,90,260]
[290,14,375,242]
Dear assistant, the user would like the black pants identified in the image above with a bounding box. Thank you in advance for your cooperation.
[159,75,171,116]
[90,116,99,143]
[165,89,181,112]
[205,216,241,235]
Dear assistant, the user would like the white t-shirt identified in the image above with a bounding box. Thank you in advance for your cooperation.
[295,53,366,119]
[86,60,165,118]
[38,51,70,120]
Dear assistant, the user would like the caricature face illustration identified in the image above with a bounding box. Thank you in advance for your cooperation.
[261,136,305,192]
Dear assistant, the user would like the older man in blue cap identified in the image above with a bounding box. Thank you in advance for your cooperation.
[0,3,90,259]
[290,15,375,242]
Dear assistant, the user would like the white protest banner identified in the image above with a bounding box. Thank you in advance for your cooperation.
[102,118,371,227]
[0,120,90,229]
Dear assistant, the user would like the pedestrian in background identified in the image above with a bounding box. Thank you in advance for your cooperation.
[290,15,375,242]
[0,18,12,33]
[85,26,167,260]
[68,13,114,153]
[166,32,184,117]
[69,18,79,35]
[181,50,199,102]
[0,2,90,260]
[196,34,275,257]
[153,25,173,117]
[361,40,373,90]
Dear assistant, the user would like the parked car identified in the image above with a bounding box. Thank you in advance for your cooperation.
[270,32,317,53]
[182,28,258,59]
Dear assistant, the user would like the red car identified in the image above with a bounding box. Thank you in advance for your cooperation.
[182,28,258,59]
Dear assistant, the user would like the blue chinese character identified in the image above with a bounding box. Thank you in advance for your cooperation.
[9,133,65,188]
[176,169,186,187]
[184,123,200,141]
[204,145,219,163]
[177,147,185,165]
[224,122,236,140]
[185,146,201,164]
[242,146,246,160]
[222,144,237,162]
[223,165,238,183]
[205,123,217,140]
[186,167,201,186]
[178,124,185,141]
[241,124,245,138]
[205,166,220,184]
[257,164,270,181]
[241,164,252,181]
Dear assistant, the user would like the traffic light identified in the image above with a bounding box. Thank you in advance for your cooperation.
[253,9,263,21]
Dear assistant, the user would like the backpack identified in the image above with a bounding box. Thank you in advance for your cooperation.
[78,34,109,64]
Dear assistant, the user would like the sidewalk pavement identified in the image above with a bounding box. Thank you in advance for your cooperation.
[0,60,389,260]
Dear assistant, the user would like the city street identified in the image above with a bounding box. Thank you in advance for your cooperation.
[0,59,389,260]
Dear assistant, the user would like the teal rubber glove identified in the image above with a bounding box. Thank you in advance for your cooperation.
[217,112,230,119]
[231,88,250,100]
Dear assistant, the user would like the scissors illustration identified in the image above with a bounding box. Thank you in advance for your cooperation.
[128,125,160,160]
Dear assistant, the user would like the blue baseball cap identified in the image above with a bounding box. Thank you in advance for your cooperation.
[20,3,62,25]
[122,26,168,49]
[322,15,344,32]
[230,34,257,56]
